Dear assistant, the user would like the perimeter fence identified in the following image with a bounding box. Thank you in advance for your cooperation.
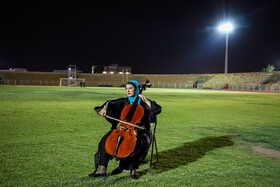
[0,79,60,86]
[151,81,280,92]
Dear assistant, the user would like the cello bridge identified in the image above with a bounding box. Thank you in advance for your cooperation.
[120,126,128,131]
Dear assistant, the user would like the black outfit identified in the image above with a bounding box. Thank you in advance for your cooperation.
[80,81,85,88]
[93,97,161,172]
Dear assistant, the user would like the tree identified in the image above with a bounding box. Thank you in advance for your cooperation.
[262,64,275,72]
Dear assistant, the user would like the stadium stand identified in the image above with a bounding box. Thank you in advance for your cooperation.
[132,74,211,88]
[263,73,280,91]
[202,72,274,90]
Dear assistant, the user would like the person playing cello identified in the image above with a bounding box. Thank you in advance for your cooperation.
[89,80,161,179]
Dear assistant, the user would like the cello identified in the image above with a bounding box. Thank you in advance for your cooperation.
[105,84,147,158]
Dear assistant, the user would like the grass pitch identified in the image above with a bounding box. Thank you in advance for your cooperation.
[0,86,280,186]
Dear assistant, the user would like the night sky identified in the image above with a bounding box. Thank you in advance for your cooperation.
[0,1,279,74]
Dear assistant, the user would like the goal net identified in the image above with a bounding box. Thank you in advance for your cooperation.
[59,78,85,86]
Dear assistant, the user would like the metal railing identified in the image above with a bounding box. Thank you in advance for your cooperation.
[1,79,279,92]
[0,80,60,86]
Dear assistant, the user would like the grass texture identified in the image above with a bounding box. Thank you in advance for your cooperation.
[0,85,280,186]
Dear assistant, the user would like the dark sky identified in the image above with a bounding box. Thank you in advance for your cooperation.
[0,1,279,74]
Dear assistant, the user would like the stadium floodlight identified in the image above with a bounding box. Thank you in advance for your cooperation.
[218,23,233,32]
[218,21,233,74]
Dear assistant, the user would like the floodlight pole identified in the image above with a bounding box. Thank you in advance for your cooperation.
[218,21,233,74]
[225,32,229,74]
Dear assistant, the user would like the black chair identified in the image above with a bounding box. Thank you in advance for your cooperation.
[148,115,159,172]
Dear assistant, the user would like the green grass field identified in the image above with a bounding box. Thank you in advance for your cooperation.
[1,85,280,186]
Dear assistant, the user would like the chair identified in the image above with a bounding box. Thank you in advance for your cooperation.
[148,115,159,172]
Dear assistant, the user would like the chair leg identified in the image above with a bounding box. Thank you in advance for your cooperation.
[149,129,158,172]
[154,134,159,162]
[149,120,158,173]
[149,137,155,173]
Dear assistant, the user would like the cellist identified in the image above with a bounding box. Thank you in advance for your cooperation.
[89,80,161,179]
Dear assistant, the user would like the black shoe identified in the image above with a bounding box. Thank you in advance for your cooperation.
[88,172,95,177]
[89,171,107,177]
[130,171,139,179]
[111,167,123,175]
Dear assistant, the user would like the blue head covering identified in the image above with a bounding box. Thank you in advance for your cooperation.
[126,80,142,104]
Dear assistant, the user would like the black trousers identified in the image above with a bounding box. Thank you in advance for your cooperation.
[97,130,113,167]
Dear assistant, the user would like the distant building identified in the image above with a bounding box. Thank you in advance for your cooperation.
[102,64,132,74]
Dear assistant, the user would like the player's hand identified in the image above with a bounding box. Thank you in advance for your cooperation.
[99,106,107,116]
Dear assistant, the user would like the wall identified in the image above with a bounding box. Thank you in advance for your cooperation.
[1,70,279,91]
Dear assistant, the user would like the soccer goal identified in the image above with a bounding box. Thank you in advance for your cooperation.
[59,65,85,86]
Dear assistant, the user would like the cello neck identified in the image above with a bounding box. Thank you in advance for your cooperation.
[124,84,146,121]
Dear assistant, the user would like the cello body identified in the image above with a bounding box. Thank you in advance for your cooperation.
[105,103,144,158]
